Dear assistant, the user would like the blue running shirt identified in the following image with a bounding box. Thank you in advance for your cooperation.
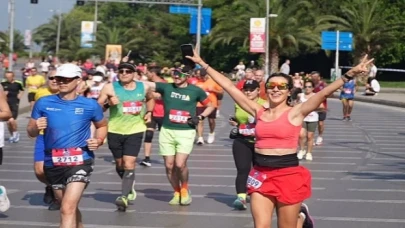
[31,95,104,167]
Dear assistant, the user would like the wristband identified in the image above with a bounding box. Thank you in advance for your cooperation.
[342,74,353,80]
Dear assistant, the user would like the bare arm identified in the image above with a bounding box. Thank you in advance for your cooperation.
[200,102,215,118]
[186,51,261,117]
[27,118,40,137]
[0,85,11,121]
[93,118,108,143]
[145,89,155,112]
[97,83,113,111]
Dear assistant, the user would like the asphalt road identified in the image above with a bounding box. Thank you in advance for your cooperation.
[1,95,405,228]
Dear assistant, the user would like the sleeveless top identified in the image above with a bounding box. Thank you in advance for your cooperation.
[108,81,146,135]
[299,93,319,122]
[255,108,301,149]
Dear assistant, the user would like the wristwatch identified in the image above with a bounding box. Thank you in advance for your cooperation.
[198,115,205,121]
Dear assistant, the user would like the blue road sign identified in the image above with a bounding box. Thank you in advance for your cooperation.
[321,31,353,51]
[189,14,211,35]
[169,5,212,16]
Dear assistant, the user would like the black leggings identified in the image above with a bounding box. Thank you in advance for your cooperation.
[232,138,255,194]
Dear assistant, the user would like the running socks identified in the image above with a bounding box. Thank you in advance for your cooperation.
[237,193,247,200]
[122,170,135,196]
[116,167,124,179]
[180,182,188,196]
[0,147,3,165]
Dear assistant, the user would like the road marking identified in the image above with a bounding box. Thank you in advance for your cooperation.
[317,198,405,204]
[0,220,162,228]
[347,188,405,193]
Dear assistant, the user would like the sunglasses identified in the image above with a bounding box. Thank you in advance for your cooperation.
[173,71,188,78]
[265,82,289,90]
[48,77,56,81]
[118,69,134,74]
[55,76,78,84]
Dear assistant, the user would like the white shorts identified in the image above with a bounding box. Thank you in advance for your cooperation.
[0,122,4,147]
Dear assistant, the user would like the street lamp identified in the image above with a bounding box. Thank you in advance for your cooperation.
[8,0,15,71]
[49,9,62,56]
[264,0,278,80]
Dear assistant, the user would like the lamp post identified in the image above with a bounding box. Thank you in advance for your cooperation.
[264,0,278,80]
[8,0,15,71]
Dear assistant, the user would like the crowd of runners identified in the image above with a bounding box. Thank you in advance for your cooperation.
[0,51,375,228]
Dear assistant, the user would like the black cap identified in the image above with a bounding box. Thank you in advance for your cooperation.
[118,62,136,72]
[243,80,260,90]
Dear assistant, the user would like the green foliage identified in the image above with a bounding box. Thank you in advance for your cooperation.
[26,0,405,70]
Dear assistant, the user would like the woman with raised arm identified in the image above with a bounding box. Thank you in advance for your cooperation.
[187,51,372,228]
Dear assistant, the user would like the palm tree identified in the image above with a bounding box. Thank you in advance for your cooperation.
[318,0,405,62]
[209,0,326,73]
[0,30,27,53]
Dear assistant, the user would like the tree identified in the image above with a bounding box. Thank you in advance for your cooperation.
[0,30,27,54]
[209,0,328,73]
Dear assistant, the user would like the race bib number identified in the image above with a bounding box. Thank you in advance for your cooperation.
[122,101,143,115]
[169,109,190,124]
[238,123,255,136]
[52,148,84,166]
[344,88,352,94]
[247,169,267,190]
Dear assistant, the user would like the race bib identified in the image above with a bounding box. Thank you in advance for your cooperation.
[122,101,143,115]
[52,148,84,166]
[247,169,267,190]
[169,109,190,124]
[344,88,352,94]
[90,90,101,98]
[238,123,255,136]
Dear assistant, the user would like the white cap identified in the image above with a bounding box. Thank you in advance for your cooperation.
[56,63,82,78]
[92,76,103,82]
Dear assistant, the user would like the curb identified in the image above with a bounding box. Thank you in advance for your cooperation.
[331,94,405,108]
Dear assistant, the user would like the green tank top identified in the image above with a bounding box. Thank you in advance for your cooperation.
[108,81,146,135]
[234,98,266,141]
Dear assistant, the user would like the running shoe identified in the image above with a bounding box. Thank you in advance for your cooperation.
[180,189,192,205]
[169,192,180,205]
[233,197,247,210]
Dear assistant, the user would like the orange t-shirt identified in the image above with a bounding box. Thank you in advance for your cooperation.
[259,82,268,100]
[196,78,223,108]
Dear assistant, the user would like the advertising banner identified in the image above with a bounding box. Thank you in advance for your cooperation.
[105,44,122,65]
[249,18,266,53]
[81,21,94,48]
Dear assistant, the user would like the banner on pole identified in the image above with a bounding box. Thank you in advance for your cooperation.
[81,21,94,48]
[105,44,122,65]
[249,18,266,53]
[24,30,32,47]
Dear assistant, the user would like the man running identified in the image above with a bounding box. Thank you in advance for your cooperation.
[340,78,357,121]
[1,71,24,143]
[98,62,155,211]
[25,67,46,112]
[33,69,60,210]
[27,63,107,227]
[140,66,166,167]
[142,67,215,205]
[0,84,12,213]
[311,71,328,145]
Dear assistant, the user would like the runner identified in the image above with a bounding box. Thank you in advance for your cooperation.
[98,62,155,211]
[33,69,60,210]
[1,71,24,143]
[0,84,12,213]
[195,68,223,145]
[25,68,46,112]
[140,66,166,167]
[340,77,357,121]
[297,81,322,161]
[228,80,266,210]
[27,63,107,227]
[142,66,215,205]
[185,50,372,228]
[311,71,327,146]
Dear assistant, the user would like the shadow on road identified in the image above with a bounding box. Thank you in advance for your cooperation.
[0,213,8,218]
[139,188,174,202]
[83,192,119,204]
[21,193,47,206]
[205,192,234,208]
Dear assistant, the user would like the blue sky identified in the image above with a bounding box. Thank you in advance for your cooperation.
[0,0,75,32]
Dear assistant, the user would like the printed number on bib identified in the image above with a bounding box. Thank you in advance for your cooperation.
[239,123,255,136]
[169,109,190,124]
[247,169,267,190]
[344,88,352,94]
[122,101,143,115]
[52,148,84,166]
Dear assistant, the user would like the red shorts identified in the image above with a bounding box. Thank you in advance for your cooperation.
[247,165,311,204]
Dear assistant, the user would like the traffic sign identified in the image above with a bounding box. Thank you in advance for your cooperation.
[321,31,353,51]
[169,5,212,16]
[189,14,211,35]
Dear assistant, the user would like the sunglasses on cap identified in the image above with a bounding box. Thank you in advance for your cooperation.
[54,76,79,84]
[173,70,188,78]
[118,69,134,74]
[265,82,289,90]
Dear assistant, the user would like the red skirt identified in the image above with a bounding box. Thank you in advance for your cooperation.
[247,165,311,205]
